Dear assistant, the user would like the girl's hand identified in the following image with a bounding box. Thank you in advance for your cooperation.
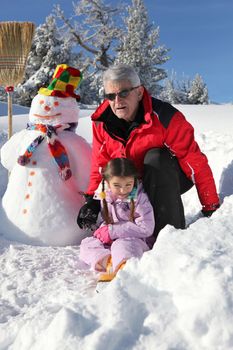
[93,225,112,244]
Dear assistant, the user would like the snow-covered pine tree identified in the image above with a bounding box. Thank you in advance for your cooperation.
[188,74,209,104]
[160,73,209,105]
[159,78,182,104]
[176,77,192,104]
[0,86,6,103]
[15,15,76,106]
[115,0,169,96]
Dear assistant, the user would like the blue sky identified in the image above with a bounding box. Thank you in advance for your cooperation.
[1,0,232,103]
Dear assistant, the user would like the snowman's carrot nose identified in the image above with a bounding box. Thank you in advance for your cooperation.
[44,105,51,111]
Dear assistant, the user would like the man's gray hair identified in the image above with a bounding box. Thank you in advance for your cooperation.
[103,64,141,87]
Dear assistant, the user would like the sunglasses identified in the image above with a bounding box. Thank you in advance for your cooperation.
[104,86,139,101]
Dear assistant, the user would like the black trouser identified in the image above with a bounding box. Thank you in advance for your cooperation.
[143,148,193,242]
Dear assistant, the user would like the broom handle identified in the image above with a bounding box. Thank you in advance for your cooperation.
[6,86,14,139]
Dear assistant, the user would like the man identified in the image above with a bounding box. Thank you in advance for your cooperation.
[77,64,219,243]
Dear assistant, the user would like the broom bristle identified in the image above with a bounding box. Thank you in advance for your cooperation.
[0,21,35,86]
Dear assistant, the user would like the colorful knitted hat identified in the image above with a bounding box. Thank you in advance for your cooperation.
[38,64,82,100]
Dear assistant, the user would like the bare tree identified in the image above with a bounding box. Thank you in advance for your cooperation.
[54,0,121,69]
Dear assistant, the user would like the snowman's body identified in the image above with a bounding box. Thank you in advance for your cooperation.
[1,94,92,246]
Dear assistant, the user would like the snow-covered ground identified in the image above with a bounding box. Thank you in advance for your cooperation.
[0,103,233,350]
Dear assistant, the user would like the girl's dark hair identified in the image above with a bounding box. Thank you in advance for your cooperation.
[103,157,138,180]
[101,158,138,224]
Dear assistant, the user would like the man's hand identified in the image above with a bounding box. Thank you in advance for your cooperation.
[202,203,220,217]
[77,195,101,230]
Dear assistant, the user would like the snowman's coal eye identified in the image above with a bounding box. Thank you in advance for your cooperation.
[54,101,59,106]
[39,100,45,105]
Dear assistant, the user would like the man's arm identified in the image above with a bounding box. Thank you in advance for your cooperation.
[164,111,220,214]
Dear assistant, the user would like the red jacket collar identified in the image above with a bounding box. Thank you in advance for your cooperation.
[91,87,153,122]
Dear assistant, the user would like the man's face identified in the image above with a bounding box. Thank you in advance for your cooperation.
[104,80,144,122]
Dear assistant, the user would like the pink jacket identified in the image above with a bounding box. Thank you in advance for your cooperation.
[79,182,155,271]
[96,182,155,241]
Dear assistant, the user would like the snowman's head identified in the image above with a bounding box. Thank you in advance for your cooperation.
[29,94,79,126]
[29,64,82,126]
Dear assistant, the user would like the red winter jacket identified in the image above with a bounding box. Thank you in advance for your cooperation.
[87,88,219,211]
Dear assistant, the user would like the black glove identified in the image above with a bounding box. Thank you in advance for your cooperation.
[77,195,101,230]
[202,203,220,218]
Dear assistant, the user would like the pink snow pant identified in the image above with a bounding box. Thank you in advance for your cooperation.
[80,236,149,272]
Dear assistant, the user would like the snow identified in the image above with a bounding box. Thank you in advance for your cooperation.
[1,102,233,349]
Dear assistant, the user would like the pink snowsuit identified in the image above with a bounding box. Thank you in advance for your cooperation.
[79,182,155,271]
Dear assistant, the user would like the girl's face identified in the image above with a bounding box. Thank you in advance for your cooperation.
[107,176,135,200]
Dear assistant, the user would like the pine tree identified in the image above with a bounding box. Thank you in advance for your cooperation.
[177,77,191,104]
[160,79,181,104]
[115,0,169,96]
[161,73,209,105]
[15,15,76,106]
[188,74,209,104]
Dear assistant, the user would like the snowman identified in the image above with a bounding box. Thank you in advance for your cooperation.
[0,64,92,246]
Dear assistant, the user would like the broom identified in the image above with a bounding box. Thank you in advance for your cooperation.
[0,21,35,139]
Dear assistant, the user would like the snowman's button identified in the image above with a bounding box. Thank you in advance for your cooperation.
[23,209,27,214]
[28,182,32,187]
[25,194,30,200]
[30,171,35,176]
[32,160,37,165]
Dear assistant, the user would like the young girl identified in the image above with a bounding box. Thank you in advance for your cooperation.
[79,157,155,281]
